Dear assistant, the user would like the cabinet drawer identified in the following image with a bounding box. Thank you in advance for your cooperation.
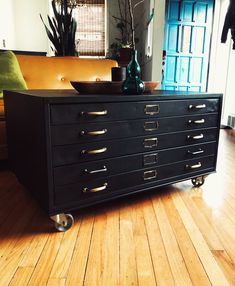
[51,113,218,145]
[54,156,215,206]
[53,142,217,186]
[52,128,218,166]
[50,99,219,125]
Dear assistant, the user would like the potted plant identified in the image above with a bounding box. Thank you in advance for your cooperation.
[40,0,78,56]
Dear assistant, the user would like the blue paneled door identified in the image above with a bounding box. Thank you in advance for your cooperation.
[162,0,214,92]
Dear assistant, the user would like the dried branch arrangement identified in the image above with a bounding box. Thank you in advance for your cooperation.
[112,0,146,48]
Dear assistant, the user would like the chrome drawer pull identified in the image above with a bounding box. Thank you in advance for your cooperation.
[185,162,202,170]
[84,166,107,174]
[145,104,160,115]
[187,149,204,155]
[143,170,157,180]
[188,119,205,125]
[144,153,158,165]
[187,133,204,140]
[144,138,158,148]
[144,121,159,131]
[82,182,108,193]
[80,110,108,116]
[188,104,206,110]
[81,147,107,155]
[81,129,107,136]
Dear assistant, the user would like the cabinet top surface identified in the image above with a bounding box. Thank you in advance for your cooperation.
[4,89,223,103]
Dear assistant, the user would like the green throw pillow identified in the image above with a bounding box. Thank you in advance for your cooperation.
[0,50,27,97]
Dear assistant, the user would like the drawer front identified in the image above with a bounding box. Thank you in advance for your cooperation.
[52,128,218,166]
[54,156,215,206]
[50,99,219,125]
[53,142,217,186]
[51,113,218,145]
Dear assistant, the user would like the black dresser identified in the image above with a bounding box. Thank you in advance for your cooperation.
[4,90,222,231]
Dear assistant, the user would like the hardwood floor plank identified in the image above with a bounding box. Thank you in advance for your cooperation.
[18,212,50,268]
[65,214,94,286]
[220,198,235,226]
[83,212,107,286]
[152,196,193,286]
[179,187,225,251]
[0,234,34,286]
[119,203,138,286]
[0,189,35,259]
[172,193,230,285]
[82,206,120,286]
[192,194,235,265]
[6,211,50,286]
[163,193,211,285]
[100,206,120,286]
[184,165,235,268]
[8,266,34,286]
[131,201,156,286]
[212,250,235,284]
[47,278,66,286]
[0,189,27,224]
[48,217,82,280]
[0,207,33,263]
[27,232,64,285]
[0,207,39,285]
[141,199,175,286]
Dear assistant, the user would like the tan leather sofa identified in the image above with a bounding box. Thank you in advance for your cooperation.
[0,55,117,160]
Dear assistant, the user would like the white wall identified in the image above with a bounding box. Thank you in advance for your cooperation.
[225,49,235,119]
[0,0,16,49]
[208,0,235,124]
[137,0,165,81]
[0,0,49,52]
[12,0,49,52]
[149,0,165,82]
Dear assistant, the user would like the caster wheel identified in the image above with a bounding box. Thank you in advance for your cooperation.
[192,176,205,187]
[51,213,74,232]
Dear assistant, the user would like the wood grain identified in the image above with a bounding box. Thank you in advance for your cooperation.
[119,203,138,286]
[131,201,156,286]
[0,129,235,285]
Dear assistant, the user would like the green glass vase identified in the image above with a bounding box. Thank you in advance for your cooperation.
[122,49,145,95]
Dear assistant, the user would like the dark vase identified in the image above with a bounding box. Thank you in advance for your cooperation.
[122,49,145,95]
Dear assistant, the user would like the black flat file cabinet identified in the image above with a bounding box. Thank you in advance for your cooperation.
[4,90,222,231]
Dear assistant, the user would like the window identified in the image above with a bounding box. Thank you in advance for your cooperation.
[73,0,105,56]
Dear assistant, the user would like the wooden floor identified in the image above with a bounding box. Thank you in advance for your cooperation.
[0,130,235,286]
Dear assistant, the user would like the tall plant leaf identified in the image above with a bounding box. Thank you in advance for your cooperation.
[40,0,77,56]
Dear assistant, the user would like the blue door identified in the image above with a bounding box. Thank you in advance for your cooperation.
[162,0,214,92]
